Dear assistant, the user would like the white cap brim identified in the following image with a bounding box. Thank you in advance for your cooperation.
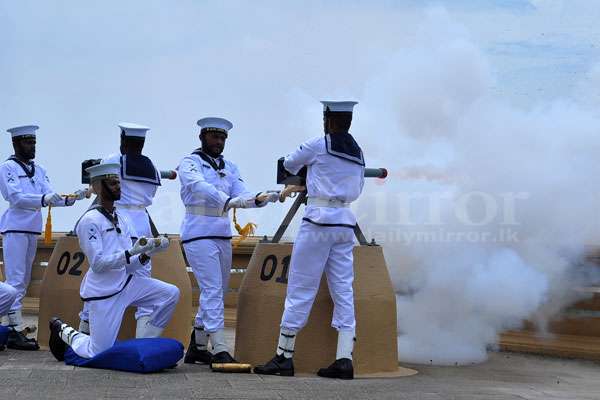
[321,101,358,113]
[7,125,39,138]
[197,117,233,132]
[86,162,121,181]
[118,122,150,137]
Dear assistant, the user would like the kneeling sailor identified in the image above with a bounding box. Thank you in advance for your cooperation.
[49,162,180,360]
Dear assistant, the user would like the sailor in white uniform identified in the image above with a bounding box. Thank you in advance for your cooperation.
[48,162,180,361]
[79,123,163,336]
[254,101,365,379]
[179,117,279,368]
[0,282,17,325]
[0,282,16,352]
[0,125,86,350]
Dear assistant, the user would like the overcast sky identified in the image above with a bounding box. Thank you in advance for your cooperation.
[1,0,599,234]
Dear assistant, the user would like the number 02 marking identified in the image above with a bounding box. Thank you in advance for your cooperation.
[56,251,85,276]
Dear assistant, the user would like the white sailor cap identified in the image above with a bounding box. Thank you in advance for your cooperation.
[197,117,233,135]
[321,101,358,113]
[7,125,39,138]
[118,122,150,138]
[86,162,120,182]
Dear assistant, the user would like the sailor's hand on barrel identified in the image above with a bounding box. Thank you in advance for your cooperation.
[158,236,169,249]
[279,185,305,202]
[130,237,155,256]
[226,196,247,210]
[73,188,91,200]
[43,192,64,207]
[256,191,280,204]
[147,236,170,256]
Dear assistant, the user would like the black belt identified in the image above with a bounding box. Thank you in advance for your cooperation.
[81,274,133,302]
[1,230,41,235]
[302,218,356,229]
[181,235,232,244]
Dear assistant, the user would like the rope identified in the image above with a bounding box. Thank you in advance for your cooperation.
[232,208,256,248]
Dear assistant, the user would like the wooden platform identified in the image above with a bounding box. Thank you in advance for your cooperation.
[0,233,262,310]
[0,233,258,330]
[499,285,600,360]
[4,234,600,361]
[500,331,600,360]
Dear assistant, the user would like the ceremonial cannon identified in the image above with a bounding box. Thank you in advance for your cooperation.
[235,162,416,377]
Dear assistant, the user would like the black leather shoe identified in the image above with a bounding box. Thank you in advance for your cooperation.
[48,317,67,361]
[7,329,39,351]
[184,331,212,364]
[253,354,294,377]
[317,358,354,379]
[210,351,237,366]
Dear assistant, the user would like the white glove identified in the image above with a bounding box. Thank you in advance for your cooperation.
[73,188,89,200]
[226,196,247,211]
[256,191,281,204]
[129,237,155,256]
[147,237,170,256]
[44,192,64,206]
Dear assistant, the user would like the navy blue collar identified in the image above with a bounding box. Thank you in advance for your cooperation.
[91,205,122,234]
[193,149,225,171]
[8,156,35,178]
[324,134,365,166]
[120,154,161,186]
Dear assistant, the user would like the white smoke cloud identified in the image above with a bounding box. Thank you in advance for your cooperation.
[355,8,600,364]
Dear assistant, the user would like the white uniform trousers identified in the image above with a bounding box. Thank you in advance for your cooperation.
[0,281,17,318]
[118,207,154,320]
[281,221,356,332]
[71,275,179,359]
[1,232,37,326]
[184,239,232,332]
[79,209,154,324]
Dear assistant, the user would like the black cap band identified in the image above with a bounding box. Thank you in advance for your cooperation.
[323,110,353,117]
[201,127,228,135]
[91,173,119,183]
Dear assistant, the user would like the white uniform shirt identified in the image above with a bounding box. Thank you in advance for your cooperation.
[103,153,158,207]
[284,135,365,226]
[178,152,259,240]
[0,158,53,234]
[76,208,145,300]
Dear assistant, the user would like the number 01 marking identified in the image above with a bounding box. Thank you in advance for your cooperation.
[260,254,291,284]
[56,251,86,276]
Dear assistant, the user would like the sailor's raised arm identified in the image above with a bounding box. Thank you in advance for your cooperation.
[283,137,319,175]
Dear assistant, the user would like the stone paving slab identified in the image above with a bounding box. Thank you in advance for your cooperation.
[1,316,599,399]
[2,348,600,400]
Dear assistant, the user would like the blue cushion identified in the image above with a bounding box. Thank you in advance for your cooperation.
[0,326,8,346]
[64,338,184,373]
